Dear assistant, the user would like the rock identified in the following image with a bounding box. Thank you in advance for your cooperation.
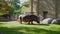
[51,19,57,24]
[51,18,60,25]
[41,18,53,24]
[56,19,60,25]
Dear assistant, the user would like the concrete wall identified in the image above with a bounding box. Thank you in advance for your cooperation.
[23,0,60,19]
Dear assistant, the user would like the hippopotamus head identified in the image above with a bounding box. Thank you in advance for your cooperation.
[36,16,40,24]
[30,15,40,24]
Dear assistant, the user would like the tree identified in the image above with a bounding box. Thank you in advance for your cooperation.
[9,0,30,14]
[7,0,20,14]
[31,0,33,15]
[0,0,11,15]
[37,0,40,16]
[55,0,58,19]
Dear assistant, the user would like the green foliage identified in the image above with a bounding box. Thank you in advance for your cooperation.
[0,4,2,8]
[0,0,29,15]
[14,8,24,14]
[11,0,20,10]
[0,2,8,15]
[9,0,30,14]
[8,0,24,14]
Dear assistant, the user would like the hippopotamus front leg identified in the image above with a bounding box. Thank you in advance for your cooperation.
[28,21,30,24]
[28,21,33,24]
[27,21,33,24]
[31,21,33,24]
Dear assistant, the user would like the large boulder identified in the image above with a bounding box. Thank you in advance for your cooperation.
[56,19,60,25]
[41,18,53,24]
[51,19,60,25]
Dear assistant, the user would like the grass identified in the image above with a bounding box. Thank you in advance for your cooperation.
[0,21,60,34]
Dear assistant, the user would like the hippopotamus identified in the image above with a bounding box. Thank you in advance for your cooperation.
[19,14,40,24]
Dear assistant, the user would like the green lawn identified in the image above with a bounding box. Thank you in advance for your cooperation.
[0,21,60,34]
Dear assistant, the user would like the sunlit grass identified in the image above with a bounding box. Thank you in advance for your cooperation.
[0,21,60,34]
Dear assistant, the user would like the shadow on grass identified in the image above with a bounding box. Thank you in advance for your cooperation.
[0,23,4,24]
[0,26,60,34]
[26,24,50,26]
[0,23,5,25]
[0,20,10,22]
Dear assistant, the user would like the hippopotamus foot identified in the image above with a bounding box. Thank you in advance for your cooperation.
[31,22,33,24]
[28,22,30,24]
[20,22,22,24]
[31,23,33,24]
[28,22,33,24]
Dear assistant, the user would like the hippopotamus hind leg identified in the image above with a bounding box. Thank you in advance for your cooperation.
[20,17,22,24]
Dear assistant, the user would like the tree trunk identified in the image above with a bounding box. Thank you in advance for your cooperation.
[36,0,40,16]
[31,0,33,15]
[55,0,58,19]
